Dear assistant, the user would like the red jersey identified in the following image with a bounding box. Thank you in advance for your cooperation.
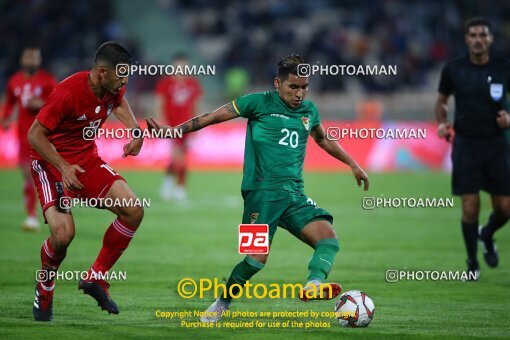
[155,76,202,126]
[4,69,56,138]
[31,71,125,165]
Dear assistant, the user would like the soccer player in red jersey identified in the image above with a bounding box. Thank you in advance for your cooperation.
[28,42,144,321]
[1,48,56,232]
[155,52,202,201]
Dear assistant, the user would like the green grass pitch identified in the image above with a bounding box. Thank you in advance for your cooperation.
[0,169,509,339]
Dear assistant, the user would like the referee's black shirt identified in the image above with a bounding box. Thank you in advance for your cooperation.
[438,55,510,139]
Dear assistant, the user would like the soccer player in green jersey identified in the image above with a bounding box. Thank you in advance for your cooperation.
[147,54,369,322]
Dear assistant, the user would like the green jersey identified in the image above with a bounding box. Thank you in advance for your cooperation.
[232,90,321,193]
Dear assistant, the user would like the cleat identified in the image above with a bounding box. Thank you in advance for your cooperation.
[173,186,187,201]
[479,226,499,268]
[78,279,119,314]
[200,297,230,323]
[300,280,342,301]
[463,259,480,282]
[33,282,54,321]
[22,216,40,233]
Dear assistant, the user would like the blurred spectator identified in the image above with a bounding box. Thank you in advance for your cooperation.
[224,66,250,100]
[176,0,510,93]
[0,0,136,88]
[3,0,510,98]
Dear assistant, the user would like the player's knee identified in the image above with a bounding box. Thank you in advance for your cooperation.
[462,203,480,223]
[322,227,337,240]
[248,253,269,265]
[117,206,144,228]
[51,224,75,250]
[302,220,337,247]
[462,208,479,224]
[492,202,510,219]
[496,207,510,219]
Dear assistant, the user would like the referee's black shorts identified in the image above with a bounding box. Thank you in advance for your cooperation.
[451,135,510,196]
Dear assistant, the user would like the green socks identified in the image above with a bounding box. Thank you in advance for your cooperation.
[222,256,264,302]
[307,238,340,282]
[220,237,339,303]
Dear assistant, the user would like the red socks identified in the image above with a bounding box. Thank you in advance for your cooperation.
[40,219,136,285]
[40,238,66,288]
[89,218,136,279]
[176,163,187,186]
[166,161,187,186]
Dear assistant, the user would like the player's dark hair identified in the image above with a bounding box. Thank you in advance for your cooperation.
[277,54,305,79]
[94,41,132,68]
[465,17,492,34]
[173,51,189,61]
[22,46,40,52]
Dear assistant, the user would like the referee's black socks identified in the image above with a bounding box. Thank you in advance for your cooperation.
[482,212,508,239]
[461,221,479,263]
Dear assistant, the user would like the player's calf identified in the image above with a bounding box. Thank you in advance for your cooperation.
[32,210,73,321]
[104,180,145,228]
[81,217,138,314]
[200,255,266,322]
[46,208,76,252]
[50,226,75,252]
[200,256,266,323]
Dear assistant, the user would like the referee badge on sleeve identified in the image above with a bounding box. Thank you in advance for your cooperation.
[490,83,503,101]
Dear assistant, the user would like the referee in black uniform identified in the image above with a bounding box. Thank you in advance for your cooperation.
[435,17,510,280]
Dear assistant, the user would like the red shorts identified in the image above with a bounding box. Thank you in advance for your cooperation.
[30,156,125,213]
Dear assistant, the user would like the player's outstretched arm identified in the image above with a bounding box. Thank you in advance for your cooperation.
[435,93,453,141]
[113,98,143,158]
[28,119,85,191]
[311,124,369,191]
[146,102,238,137]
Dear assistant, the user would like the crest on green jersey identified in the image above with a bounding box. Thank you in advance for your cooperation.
[301,116,310,131]
[250,213,259,224]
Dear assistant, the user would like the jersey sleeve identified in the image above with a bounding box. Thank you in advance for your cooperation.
[36,87,72,131]
[231,92,265,118]
[438,63,454,95]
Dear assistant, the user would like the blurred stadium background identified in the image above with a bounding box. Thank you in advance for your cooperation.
[1,0,510,172]
[2,0,510,172]
[4,0,510,116]
[1,1,510,337]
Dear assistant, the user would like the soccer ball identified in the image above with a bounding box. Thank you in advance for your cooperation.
[335,290,375,327]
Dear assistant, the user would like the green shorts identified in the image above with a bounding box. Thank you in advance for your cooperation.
[241,190,333,241]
